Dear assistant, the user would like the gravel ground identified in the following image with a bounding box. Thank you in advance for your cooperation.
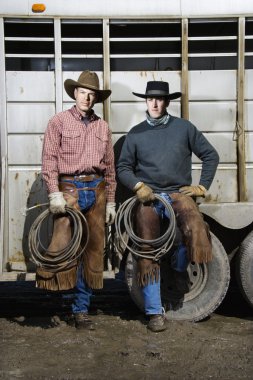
[0,279,252,380]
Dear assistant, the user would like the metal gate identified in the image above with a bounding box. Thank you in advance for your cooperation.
[0,3,253,279]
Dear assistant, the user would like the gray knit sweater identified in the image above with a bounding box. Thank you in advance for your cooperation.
[116,115,219,193]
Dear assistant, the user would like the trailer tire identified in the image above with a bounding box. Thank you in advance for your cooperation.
[236,231,253,308]
[125,232,230,322]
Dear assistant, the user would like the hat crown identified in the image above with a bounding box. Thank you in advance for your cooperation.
[64,70,111,102]
[77,70,100,90]
[132,80,181,100]
[145,81,169,95]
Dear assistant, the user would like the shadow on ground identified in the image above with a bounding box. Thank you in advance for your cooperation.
[0,278,252,327]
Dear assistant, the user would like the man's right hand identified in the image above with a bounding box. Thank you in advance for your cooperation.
[48,192,67,214]
[133,182,155,203]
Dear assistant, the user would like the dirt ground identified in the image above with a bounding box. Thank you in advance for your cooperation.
[0,278,252,380]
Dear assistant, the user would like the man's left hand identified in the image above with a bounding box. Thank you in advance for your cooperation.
[106,202,116,225]
[179,185,206,197]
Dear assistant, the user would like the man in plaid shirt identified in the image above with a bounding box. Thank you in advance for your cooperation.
[39,70,116,330]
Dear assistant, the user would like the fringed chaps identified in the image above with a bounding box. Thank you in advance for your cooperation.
[36,180,106,291]
[82,182,106,290]
[134,203,161,287]
[170,192,212,263]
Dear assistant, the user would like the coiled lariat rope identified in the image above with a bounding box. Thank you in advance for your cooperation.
[114,194,176,261]
[28,206,89,271]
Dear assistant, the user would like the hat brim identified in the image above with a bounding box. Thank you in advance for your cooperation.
[132,91,182,100]
[64,79,111,103]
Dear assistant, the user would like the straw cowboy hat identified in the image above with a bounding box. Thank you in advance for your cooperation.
[64,70,111,103]
[133,81,181,100]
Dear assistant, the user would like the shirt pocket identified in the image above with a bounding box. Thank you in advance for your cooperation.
[61,130,81,153]
[95,132,108,158]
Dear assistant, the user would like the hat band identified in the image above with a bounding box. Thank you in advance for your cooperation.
[146,90,169,95]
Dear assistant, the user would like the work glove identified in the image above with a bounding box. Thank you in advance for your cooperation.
[133,182,155,203]
[106,202,116,225]
[179,185,207,197]
[48,192,67,214]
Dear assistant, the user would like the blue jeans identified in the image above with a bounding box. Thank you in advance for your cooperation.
[71,265,92,314]
[61,177,103,212]
[61,177,103,314]
[142,277,163,315]
[142,193,188,315]
[154,192,189,272]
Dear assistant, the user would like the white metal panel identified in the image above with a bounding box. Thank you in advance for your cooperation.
[1,0,252,18]
[7,168,43,264]
[246,132,253,162]
[0,0,28,15]
[245,70,253,100]
[62,102,75,110]
[189,102,236,132]
[62,72,104,101]
[192,166,238,203]
[181,0,253,17]
[189,71,236,101]
[6,72,55,102]
[192,133,236,163]
[7,103,55,133]
[199,202,253,229]
[111,102,181,133]
[26,0,181,17]
[245,101,253,132]
[111,71,181,102]
[246,167,253,201]
[8,135,44,165]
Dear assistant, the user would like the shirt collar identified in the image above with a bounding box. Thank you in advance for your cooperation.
[70,106,98,123]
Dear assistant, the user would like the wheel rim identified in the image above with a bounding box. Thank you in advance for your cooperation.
[184,262,208,301]
[160,257,208,304]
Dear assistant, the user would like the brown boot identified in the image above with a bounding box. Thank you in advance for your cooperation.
[147,314,167,332]
[74,312,95,330]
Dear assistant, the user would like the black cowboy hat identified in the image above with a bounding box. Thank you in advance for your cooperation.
[64,70,111,103]
[132,81,181,100]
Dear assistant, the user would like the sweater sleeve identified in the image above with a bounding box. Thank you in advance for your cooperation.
[189,123,220,190]
[116,134,140,190]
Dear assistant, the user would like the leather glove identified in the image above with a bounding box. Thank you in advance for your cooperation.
[133,182,155,203]
[179,185,206,197]
[48,192,67,214]
[106,202,116,225]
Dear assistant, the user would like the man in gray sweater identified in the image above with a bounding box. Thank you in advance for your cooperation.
[117,80,219,332]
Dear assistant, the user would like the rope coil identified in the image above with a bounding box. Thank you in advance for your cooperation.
[114,194,176,261]
[28,206,89,271]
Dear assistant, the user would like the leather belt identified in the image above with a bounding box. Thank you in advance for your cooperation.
[60,174,102,182]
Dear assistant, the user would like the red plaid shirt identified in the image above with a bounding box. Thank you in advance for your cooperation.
[42,106,116,202]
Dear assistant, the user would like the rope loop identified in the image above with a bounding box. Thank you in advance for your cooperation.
[114,194,176,261]
[28,206,89,271]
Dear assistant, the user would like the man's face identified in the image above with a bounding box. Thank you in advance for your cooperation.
[74,87,97,115]
[146,97,169,119]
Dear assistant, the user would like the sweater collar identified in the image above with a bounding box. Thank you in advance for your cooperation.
[146,111,170,127]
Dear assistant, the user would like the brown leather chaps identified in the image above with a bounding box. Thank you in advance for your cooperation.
[36,180,106,291]
[135,193,212,286]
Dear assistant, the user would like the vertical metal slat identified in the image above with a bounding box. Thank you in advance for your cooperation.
[103,19,111,124]
[0,18,8,273]
[181,18,189,120]
[237,17,247,201]
[54,18,62,114]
